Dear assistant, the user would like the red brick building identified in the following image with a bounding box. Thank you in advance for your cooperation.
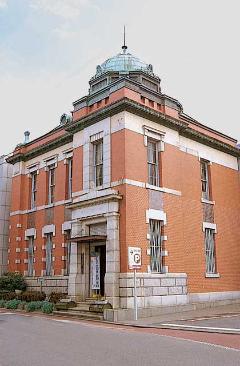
[7,44,240,320]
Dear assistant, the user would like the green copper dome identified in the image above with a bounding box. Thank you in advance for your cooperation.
[95,48,153,77]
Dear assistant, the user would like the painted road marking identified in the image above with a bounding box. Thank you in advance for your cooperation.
[180,314,240,322]
[161,323,240,332]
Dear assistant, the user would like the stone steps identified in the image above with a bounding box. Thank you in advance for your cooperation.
[53,299,108,320]
[74,302,91,311]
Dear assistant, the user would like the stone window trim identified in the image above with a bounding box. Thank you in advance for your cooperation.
[205,273,220,278]
[63,148,73,162]
[202,222,217,234]
[62,221,72,234]
[198,156,213,165]
[44,155,58,170]
[201,198,215,205]
[90,131,104,143]
[42,224,56,238]
[26,162,40,176]
[25,228,37,240]
[143,125,165,151]
[146,209,167,225]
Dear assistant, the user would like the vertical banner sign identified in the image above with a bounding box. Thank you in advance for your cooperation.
[91,254,100,290]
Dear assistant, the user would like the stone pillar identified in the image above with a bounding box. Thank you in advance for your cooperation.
[105,213,120,308]
[68,242,82,300]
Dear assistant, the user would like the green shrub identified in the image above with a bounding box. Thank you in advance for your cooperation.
[0,299,6,308]
[0,272,27,292]
[41,302,54,314]
[18,291,46,302]
[48,292,66,304]
[5,299,21,309]
[25,301,37,312]
[25,301,46,312]
[34,301,44,310]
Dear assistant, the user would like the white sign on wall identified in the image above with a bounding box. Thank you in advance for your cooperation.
[91,255,100,290]
[128,247,142,269]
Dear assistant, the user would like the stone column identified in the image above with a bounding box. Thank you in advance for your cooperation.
[68,242,82,300]
[105,213,120,308]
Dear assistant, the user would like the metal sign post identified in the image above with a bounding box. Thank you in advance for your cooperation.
[134,268,137,321]
[128,247,142,322]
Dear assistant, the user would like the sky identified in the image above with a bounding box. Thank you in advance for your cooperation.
[0,0,239,156]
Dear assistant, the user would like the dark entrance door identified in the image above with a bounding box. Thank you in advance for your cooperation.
[95,245,106,297]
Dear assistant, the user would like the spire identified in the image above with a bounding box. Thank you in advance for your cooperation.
[122,25,127,53]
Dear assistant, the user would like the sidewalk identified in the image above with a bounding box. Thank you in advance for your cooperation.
[118,303,240,334]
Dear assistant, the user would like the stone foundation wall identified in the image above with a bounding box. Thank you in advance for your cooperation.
[119,272,188,308]
[25,276,68,295]
[189,291,240,303]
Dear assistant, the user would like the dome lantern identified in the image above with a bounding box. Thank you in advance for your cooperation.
[89,36,161,95]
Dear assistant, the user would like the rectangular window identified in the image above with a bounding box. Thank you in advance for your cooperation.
[204,228,216,274]
[147,139,159,186]
[66,158,73,199]
[48,165,55,204]
[201,160,210,200]
[93,139,103,187]
[149,219,163,272]
[30,172,37,209]
[45,233,53,276]
[28,236,34,276]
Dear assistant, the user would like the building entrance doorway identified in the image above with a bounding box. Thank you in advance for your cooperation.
[90,243,106,298]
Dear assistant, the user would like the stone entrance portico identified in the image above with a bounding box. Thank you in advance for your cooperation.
[67,189,121,308]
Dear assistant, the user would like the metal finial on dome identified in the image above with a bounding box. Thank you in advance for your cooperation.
[122,25,127,53]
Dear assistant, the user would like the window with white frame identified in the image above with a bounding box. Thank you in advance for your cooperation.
[201,160,210,200]
[147,139,159,186]
[45,233,53,276]
[30,172,37,209]
[66,158,73,199]
[28,236,34,276]
[149,219,163,272]
[47,165,55,204]
[204,228,216,274]
[93,139,103,187]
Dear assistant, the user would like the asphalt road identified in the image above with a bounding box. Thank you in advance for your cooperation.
[0,313,239,366]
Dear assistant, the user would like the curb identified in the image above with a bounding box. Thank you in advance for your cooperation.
[1,309,240,335]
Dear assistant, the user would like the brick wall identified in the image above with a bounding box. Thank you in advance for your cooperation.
[7,112,240,300]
